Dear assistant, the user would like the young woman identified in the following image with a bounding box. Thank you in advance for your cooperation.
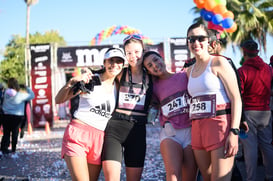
[55,48,125,181]
[1,78,34,154]
[186,23,242,181]
[142,51,197,181]
[102,35,153,181]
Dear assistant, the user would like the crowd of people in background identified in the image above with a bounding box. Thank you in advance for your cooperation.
[1,22,273,181]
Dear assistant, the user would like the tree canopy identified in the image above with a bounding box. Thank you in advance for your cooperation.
[0,30,66,85]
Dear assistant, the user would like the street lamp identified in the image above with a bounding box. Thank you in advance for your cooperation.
[24,0,38,86]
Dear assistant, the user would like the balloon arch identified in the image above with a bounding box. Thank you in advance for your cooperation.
[90,25,153,45]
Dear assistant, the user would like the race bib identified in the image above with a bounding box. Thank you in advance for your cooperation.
[161,91,189,118]
[118,92,146,110]
[189,94,216,120]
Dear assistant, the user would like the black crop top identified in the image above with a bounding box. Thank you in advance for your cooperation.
[115,67,153,114]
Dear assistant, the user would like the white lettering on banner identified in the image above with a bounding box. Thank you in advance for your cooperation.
[43,104,51,114]
[34,84,48,89]
[35,77,47,84]
[34,71,47,76]
[170,38,187,45]
[30,45,50,52]
[174,49,188,54]
[76,48,108,66]
[34,63,46,70]
[175,54,188,61]
[37,89,46,98]
[35,56,48,62]
[36,99,49,104]
[61,52,73,62]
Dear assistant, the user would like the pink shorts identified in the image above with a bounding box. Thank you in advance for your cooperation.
[61,120,104,165]
[191,104,231,151]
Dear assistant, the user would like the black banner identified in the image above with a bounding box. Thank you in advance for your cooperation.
[169,38,189,72]
[57,43,165,68]
[30,44,53,128]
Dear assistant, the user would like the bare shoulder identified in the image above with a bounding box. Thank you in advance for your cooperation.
[211,55,229,67]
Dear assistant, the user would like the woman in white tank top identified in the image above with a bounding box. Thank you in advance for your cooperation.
[186,23,242,181]
[55,48,125,181]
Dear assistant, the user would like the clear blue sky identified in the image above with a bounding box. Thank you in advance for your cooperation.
[1,0,272,67]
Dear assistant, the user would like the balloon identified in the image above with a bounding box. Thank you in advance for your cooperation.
[213,4,227,15]
[200,8,207,18]
[222,18,234,29]
[223,10,234,19]
[204,0,217,11]
[226,22,238,33]
[215,0,226,6]
[208,21,224,32]
[90,25,153,45]
[203,11,214,21]
[195,0,205,9]
[212,14,223,25]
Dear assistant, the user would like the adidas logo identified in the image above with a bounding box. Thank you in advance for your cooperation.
[89,100,112,118]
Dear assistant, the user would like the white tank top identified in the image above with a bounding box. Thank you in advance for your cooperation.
[187,58,230,104]
[73,82,116,131]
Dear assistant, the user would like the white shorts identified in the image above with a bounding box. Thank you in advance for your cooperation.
[160,126,192,149]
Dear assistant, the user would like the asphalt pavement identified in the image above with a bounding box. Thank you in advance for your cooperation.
[0,120,265,181]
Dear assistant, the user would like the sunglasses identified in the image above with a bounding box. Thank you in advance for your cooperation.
[187,36,208,44]
[123,34,142,44]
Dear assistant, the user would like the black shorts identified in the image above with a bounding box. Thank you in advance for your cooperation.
[101,115,147,167]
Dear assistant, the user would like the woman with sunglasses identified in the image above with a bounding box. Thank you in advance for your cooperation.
[55,48,125,181]
[186,22,242,181]
[101,35,153,181]
[142,51,197,181]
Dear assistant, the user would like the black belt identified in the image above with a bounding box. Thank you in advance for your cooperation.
[112,112,147,124]
[216,109,231,116]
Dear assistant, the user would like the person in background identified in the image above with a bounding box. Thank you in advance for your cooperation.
[186,22,242,181]
[102,35,153,181]
[0,83,5,129]
[0,78,34,154]
[55,48,125,181]
[142,51,197,181]
[269,55,273,146]
[238,40,273,181]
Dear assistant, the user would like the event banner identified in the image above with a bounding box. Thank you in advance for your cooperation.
[169,37,190,72]
[57,43,164,67]
[30,44,53,128]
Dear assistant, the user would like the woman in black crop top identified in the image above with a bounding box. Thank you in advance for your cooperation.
[101,35,153,181]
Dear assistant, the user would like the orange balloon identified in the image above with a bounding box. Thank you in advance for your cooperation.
[213,4,227,15]
[195,0,205,9]
[226,22,237,33]
[223,10,234,19]
[204,0,217,11]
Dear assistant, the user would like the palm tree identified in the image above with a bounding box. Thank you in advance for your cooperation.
[227,0,273,53]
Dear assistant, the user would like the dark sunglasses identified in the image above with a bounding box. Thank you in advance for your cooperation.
[123,34,142,44]
[187,36,208,43]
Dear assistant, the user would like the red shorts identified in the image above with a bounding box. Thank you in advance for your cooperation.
[61,120,104,165]
[191,104,231,151]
